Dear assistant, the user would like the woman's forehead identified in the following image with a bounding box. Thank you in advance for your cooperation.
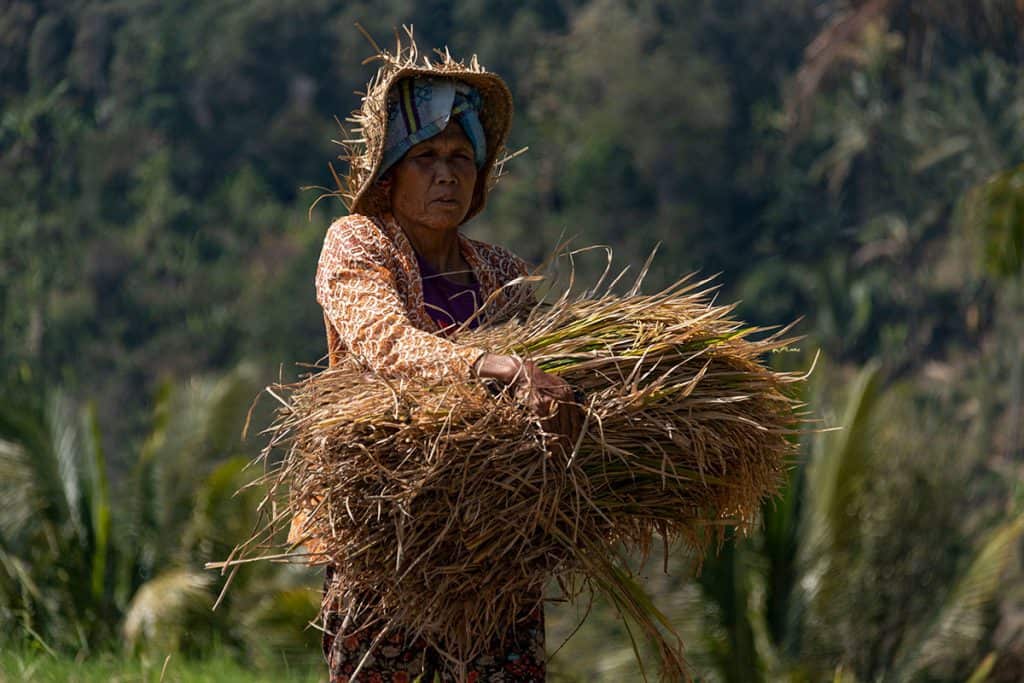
[412,121,472,149]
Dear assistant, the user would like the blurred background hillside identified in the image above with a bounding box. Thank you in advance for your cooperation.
[1,1,1023,681]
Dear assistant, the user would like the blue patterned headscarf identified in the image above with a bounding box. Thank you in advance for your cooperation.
[379,77,488,177]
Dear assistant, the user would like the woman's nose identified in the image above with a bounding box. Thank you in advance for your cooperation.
[435,159,457,183]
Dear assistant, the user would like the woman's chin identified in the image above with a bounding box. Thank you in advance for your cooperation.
[421,206,470,230]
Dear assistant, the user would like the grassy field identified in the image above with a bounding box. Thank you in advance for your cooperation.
[0,630,642,683]
[0,650,323,683]
[0,651,604,683]
[0,592,667,683]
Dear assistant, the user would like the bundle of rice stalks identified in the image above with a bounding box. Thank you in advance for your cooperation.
[218,269,805,681]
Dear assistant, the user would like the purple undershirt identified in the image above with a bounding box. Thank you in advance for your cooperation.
[414,250,482,334]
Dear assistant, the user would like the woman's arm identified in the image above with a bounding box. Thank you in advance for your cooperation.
[317,216,487,381]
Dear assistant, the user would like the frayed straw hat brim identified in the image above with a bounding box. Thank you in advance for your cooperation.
[337,29,514,223]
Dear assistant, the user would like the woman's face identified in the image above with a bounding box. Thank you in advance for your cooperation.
[386,121,478,232]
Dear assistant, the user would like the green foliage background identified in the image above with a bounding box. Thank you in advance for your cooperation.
[2,1,1023,681]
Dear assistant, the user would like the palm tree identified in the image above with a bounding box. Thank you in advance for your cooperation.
[697,361,1021,682]
[0,366,321,662]
[0,383,114,652]
[120,365,321,658]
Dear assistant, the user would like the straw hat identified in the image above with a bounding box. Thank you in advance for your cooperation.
[334,27,514,223]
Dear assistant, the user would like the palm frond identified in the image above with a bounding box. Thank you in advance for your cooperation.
[0,439,43,542]
[182,456,261,559]
[966,652,997,683]
[122,568,213,652]
[83,403,111,601]
[127,368,261,577]
[48,392,87,543]
[0,395,69,540]
[890,513,1024,679]
[801,361,882,594]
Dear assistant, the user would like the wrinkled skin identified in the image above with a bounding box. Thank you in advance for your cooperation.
[387,121,479,236]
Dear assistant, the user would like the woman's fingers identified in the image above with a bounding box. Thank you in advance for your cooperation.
[485,357,585,451]
[541,412,570,456]
[536,385,584,456]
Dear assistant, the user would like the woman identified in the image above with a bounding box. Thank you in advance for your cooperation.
[292,39,582,682]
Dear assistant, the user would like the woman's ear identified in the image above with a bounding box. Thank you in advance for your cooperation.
[376,171,393,191]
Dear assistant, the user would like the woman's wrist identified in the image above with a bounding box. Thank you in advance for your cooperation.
[472,352,524,385]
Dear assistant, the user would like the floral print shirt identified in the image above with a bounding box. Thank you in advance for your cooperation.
[315,212,533,380]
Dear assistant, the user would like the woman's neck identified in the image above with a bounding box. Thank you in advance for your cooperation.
[395,217,472,283]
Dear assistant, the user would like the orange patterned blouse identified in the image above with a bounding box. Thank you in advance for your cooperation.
[317,212,532,379]
[288,212,533,550]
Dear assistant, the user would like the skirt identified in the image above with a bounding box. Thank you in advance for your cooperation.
[322,567,546,682]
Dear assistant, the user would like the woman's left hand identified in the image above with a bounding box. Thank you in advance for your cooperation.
[473,353,584,453]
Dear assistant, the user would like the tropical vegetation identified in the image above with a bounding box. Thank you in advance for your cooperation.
[2,0,1023,680]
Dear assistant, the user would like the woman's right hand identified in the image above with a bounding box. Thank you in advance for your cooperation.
[473,352,584,453]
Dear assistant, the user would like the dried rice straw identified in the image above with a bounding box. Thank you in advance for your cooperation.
[213,258,806,681]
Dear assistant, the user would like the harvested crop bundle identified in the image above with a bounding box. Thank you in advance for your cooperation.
[223,271,805,681]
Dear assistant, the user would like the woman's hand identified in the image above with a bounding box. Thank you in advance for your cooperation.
[473,352,584,453]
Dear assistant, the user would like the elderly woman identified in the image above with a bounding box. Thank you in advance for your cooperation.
[293,41,582,683]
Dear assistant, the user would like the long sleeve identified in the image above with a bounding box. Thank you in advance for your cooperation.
[316,215,486,381]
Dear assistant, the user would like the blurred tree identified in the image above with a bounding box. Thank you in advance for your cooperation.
[0,369,320,660]
[0,382,116,652]
[2,1,1024,677]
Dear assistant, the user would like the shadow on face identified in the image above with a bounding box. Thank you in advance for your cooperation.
[383,121,479,233]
